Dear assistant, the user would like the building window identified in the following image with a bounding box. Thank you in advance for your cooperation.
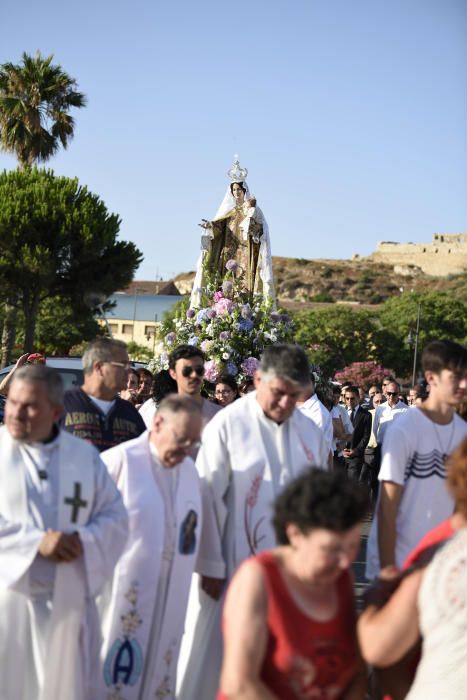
[144,325,156,337]
[108,323,119,333]
[122,324,133,335]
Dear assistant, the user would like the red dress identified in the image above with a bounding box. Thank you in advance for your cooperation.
[403,517,454,569]
[219,551,359,700]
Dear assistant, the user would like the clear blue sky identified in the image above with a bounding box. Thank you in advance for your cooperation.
[1,0,466,279]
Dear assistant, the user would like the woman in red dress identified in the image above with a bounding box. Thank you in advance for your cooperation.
[218,468,370,700]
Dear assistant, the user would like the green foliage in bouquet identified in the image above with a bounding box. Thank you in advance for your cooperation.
[148,262,294,382]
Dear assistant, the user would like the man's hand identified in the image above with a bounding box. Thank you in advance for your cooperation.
[362,566,401,609]
[201,575,226,600]
[15,353,30,369]
[343,448,354,458]
[39,530,83,562]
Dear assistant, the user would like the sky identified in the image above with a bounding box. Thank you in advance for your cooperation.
[1,0,466,280]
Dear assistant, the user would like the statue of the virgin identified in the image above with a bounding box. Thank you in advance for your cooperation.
[190,157,274,307]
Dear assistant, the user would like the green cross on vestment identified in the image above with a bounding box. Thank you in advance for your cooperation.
[64,482,88,523]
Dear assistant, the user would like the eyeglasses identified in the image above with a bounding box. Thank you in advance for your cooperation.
[386,391,398,396]
[171,428,201,451]
[109,361,131,369]
[181,366,205,378]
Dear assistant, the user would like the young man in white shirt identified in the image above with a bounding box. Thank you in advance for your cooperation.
[366,339,467,579]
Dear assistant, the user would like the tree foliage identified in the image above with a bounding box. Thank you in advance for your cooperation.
[15,296,105,356]
[291,292,466,380]
[293,306,380,373]
[0,168,143,354]
[376,291,467,376]
[0,51,86,168]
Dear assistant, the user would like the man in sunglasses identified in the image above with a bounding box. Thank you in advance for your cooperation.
[373,381,408,448]
[137,345,220,441]
[62,337,146,451]
[168,345,220,440]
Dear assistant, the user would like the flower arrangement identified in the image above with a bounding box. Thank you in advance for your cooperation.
[148,261,294,382]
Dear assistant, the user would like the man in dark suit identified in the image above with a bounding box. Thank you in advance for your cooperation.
[342,385,372,481]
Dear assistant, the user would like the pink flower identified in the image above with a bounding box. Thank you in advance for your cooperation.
[214,297,234,315]
[204,359,220,383]
[213,291,224,303]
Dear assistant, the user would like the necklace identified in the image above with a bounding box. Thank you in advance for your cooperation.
[432,418,456,459]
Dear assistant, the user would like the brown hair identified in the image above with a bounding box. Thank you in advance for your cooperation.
[447,437,467,517]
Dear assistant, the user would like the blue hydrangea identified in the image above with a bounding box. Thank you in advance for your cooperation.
[239,318,254,333]
[226,361,239,376]
[196,308,210,324]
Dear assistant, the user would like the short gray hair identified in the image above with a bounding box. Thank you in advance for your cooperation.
[82,337,128,375]
[259,344,310,386]
[13,365,64,406]
[157,394,202,419]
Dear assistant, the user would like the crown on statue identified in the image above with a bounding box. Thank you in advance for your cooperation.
[227,155,248,183]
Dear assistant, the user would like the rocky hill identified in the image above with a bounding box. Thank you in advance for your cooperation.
[173,256,467,307]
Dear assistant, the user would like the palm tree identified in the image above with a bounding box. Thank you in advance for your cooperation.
[0,51,86,365]
[0,50,86,168]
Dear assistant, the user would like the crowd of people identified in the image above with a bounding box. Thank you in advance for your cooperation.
[0,335,465,700]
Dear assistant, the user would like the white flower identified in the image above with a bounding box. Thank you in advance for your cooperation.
[222,352,230,360]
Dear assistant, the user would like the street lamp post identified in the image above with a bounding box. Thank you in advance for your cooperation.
[408,301,421,386]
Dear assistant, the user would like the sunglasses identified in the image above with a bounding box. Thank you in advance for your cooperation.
[181,366,205,378]
[386,391,398,396]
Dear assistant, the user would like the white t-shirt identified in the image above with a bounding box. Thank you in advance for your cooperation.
[373,400,408,445]
[298,394,333,454]
[365,407,467,579]
[330,404,353,453]
[88,395,115,416]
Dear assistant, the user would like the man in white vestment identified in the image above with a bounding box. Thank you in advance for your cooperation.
[177,344,329,700]
[95,395,203,700]
[0,365,128,700]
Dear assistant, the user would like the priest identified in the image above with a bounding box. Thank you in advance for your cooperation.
[177,344,329,700]
[0,364,128,700]
[95,394,203,700]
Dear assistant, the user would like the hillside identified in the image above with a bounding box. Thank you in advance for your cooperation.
[173,256,467,307]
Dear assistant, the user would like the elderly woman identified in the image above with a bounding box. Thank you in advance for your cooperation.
[218,468,369,700]
[358,437,467,700]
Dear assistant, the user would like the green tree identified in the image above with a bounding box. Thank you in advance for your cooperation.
[126,341,154,363]
[376,291,467,377]
[15,296,105,356]
[0,51,86,363]
[293,306,379,374]
[0,51,86,168]
[0,168,142,362]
